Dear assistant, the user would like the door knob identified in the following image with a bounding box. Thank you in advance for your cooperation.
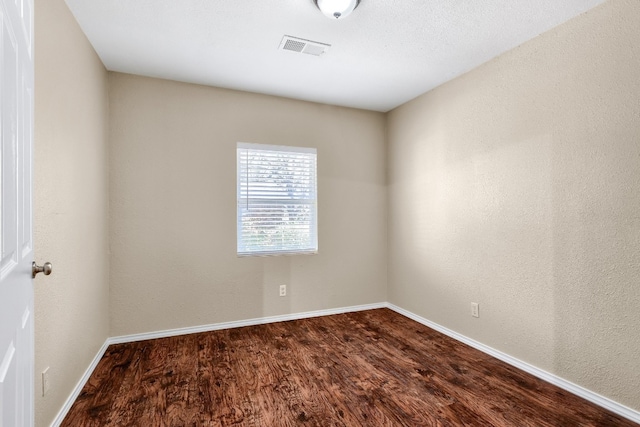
[32,261,52,278]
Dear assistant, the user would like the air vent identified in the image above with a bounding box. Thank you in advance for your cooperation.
[279,35,330,57]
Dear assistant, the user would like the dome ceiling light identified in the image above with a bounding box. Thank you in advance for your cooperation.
[313,0,361,20]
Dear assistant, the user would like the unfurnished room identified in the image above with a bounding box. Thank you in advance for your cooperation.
[0,0,638,426]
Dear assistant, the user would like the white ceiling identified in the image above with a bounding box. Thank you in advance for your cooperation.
[64,0,607,112]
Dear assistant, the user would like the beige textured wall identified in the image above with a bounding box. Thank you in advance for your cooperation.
[387,0,640,411]
[34,0,110,425]
[108,73,387,336]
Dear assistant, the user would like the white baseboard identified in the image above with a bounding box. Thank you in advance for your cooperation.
[51,301,640,426]
[108,302,388,345]
[50,340,110,427]
[386,303,640,425]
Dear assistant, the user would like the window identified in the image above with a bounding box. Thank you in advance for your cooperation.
[237,143,318,256]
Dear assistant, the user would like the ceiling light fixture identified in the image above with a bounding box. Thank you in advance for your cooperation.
[313,0,360,20]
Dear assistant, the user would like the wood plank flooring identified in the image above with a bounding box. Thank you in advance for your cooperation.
[62,309,638,426]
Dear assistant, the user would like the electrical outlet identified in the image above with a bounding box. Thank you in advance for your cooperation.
[42,367,50,396]
[471,302,479,318]
[279,285,286,297]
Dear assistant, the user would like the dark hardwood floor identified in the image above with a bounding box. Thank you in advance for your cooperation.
[62,309,638,426]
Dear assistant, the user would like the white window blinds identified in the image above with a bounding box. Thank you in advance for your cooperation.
[237,143,318,256]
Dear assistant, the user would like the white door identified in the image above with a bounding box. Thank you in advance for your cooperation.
[0,0,34,425]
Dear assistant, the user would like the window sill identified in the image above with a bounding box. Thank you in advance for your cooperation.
[237,250,318,258]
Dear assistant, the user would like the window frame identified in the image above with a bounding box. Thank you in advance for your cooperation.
[236,142,318,257]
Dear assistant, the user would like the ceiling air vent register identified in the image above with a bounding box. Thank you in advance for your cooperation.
[279,35,331,57]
